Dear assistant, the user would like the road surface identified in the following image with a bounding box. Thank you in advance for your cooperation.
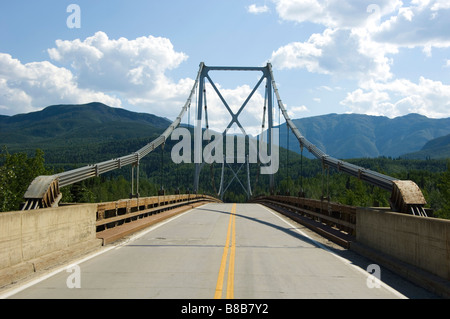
[2,203,437,299]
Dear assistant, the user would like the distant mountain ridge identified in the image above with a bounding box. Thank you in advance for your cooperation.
[402,133,450,159]
[0,102,170,145]
[278,113,450,159]
[1,103,449,160]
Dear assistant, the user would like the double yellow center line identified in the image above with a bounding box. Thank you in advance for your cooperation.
[214,203,236,299]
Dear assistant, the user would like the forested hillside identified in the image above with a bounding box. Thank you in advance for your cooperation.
[1,144,449,219]
[1,103,449,219]
[402,133,450,159]
[0,102,170,159]
[277,113,450,159]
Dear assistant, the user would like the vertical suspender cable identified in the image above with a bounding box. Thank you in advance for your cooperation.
[300,145,304,196]
[204,87,209,132]
[287,124,289,193]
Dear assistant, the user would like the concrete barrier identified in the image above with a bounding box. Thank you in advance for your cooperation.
[355,208,450,297]
[0,204,102,289]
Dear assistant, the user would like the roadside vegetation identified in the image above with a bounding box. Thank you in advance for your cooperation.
[1,146,449,219]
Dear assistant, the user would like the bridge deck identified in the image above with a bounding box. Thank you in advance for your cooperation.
[4,203,435,299]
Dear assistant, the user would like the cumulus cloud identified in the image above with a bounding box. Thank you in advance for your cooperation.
[0,31,194,119]
[270,0,450,118]
[287,105,309,119]
[0,30,271,131]
[47,31,191,118]
[48,31,188,91]
[274,0,325,25]
[341,77,450,118]
[203,82,266,136]
[273,0,401,29]
[0,53,121,115]
[373,1,450,53]
[271,37,322,72]
[270,1,399,82]
[271,28,394,81]
[269,0,450,64]
[247,4,270,14]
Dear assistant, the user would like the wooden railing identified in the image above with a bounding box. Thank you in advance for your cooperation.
[252,195,356,247]
[96,194,220,233]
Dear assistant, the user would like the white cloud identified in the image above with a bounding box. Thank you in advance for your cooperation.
[247,4,270,14]
[271,40,322,72]
[341,77,450,118]
[274,0,324,24]
[270,0,404,82]
[270,0,450,118]
[273,0,402,29]
[288,105,309,119]
[203,83,266,136]
[318,85,334,91]
[373,1,450,51]
[271,28,394,81]
[430,0,450,11]
[0,32,194,119]
[47,32,190,118]
[0,53,121,115]
[0,31,274,127]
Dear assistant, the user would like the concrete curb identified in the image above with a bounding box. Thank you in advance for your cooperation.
[350,242,450,299]
[0,238,102,290]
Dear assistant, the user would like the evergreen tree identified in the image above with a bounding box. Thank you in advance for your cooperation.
[435,161,450,219]
[0,147,51,212]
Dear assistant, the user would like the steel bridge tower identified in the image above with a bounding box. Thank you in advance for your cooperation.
[192,63,278,197]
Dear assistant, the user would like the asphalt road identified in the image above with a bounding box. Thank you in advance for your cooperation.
[2,203,437,299]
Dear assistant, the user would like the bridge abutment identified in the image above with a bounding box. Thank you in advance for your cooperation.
[0,204,101,289]
[355,207,450,298]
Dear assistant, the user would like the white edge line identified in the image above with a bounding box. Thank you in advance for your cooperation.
[0,205,201,299]
[258,204,408,299]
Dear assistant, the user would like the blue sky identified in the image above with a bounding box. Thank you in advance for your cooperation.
[1,0,450,134]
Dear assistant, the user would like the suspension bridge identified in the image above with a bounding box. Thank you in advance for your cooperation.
[1,63,449,300]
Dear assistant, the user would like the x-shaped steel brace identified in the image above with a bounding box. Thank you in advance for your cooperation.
[204,72,266,136]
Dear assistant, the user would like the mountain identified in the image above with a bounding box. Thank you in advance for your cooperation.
[2,103,450,163]
[401,133,450,159]
[277,113,450,159]
[0,102,170,142]
[0,102,171,163]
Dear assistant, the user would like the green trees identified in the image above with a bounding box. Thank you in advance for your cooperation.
[435,161,450,219]
[0,148,52,212]
[1,144,448,220]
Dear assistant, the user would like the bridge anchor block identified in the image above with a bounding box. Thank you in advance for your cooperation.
[22,176,62,210]
[390,180,427,216]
